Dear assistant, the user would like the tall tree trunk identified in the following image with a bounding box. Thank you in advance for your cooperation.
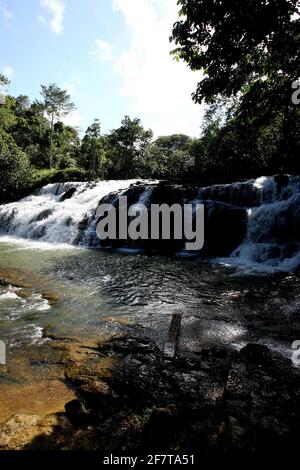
[49,114,54,169]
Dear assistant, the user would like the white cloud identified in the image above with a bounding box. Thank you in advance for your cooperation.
[2,64,15,80]
[95,39,114,61]
[60,75,84,128]
[0,1,13,24]
[40,0,65,35]
[62,73,82,97]
[62,109,83,127]
[109,0,203,136]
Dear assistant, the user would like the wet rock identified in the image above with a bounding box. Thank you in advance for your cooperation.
[32,225,46,239]
[96,183,247,255]
[41,291,60,306]
[64,216,73,227]
[150,183,183,206]
[59,187,77,202]
[0,277,9,287]
[74,213,93,245]
[0,271,32,288]
[30,209,53,223]
[77,214,91,231]
[4,333,300,451]
[203,201,247,256]
[57,335,300,451]
[65,400,91,425]
[198,181,261,208]
[274,174,289,188]
[0,413,71,450]
[17,289,32,299]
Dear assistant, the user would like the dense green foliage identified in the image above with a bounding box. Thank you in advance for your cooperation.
[39,83,76,169]
[105,116,153,179]
[172,0,299,102]
[0,128,31,202]
[0,1,299,203]
[0,79,198,202]
[171,0,300,182]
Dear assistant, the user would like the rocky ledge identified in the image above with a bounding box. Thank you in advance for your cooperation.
[2,333,299,451]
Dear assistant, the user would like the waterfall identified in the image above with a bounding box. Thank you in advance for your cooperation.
[219,176,300,272]
[0,175,299,273]
[0,180,141,245]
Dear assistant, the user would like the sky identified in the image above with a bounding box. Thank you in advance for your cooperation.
[0,0,204,137]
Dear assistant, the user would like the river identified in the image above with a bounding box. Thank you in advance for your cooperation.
[0,177,300,421]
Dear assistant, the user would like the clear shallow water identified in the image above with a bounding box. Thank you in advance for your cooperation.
[0,238,299,367]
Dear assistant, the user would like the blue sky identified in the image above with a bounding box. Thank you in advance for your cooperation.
[0,0,204,137]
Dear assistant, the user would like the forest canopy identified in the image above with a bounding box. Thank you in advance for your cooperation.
[0,0,299,203]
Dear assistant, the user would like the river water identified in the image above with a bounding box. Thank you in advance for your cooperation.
[0,177,300,420]
[0,237,299,362]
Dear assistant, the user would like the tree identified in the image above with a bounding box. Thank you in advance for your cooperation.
[14,95,31,115]
[79,120,107,179]
[0,74,10,106]
[171,0,300,172]
[53,121,80,169]
[0,129,31,203]
[154,134,194,151]
[39,83,76,168]
[8,97,50,168]
[0,94,17,131]
[138,143,195,180]
[105,116,153,178]
[171,0,299,103]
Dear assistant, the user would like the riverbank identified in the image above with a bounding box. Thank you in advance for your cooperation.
[1,329,300,451]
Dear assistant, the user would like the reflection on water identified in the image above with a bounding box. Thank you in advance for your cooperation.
[0,238,299,373]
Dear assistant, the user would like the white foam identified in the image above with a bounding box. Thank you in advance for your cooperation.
[28,294,51,312]
[0,291,20,300]
[0,235,78,251]
[0,180,158,247]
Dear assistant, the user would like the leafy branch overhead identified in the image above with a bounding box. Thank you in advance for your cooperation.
[171,0,300,103]
[0,1,299,204]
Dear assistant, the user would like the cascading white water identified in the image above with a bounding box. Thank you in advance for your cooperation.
[220,176,300,272]
[0,180,143,245]
[0,175,299,273]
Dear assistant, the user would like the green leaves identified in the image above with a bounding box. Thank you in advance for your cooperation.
[38,83,76,168]
[0,129,31,203]
[79,120,106,179]
[171,0,299,104]
[39,83,76,120]
[105,116,153,179]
